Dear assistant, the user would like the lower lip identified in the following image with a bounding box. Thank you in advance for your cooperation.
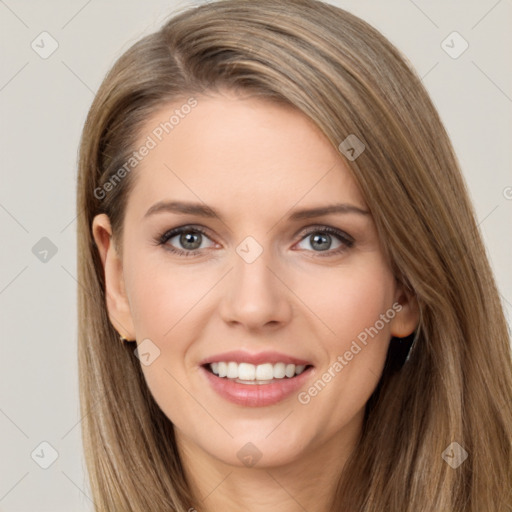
[200,365,314,407]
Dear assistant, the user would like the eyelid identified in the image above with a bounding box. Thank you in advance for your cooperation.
[159,224,212,242]
[296,224,354,244]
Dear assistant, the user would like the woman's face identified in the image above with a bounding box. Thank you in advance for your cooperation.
[93,91,418,469]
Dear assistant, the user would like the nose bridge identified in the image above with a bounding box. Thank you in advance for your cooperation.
[235,244,273,292]
[219,236,291,328]
[232,238,278,303]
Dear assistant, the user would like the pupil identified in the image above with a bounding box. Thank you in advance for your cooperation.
[311,233,330,251]
[180,232,201,250]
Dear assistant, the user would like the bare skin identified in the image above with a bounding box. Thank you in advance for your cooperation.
[93,91,419,512]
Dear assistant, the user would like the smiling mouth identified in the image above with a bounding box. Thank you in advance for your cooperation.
[203,361,314,385]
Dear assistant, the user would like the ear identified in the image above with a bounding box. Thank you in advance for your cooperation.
[92,213,135,340]
[389,281,420,338]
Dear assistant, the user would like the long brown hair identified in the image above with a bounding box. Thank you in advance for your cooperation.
[76,1,512,510]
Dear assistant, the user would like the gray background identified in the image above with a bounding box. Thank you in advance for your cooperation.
[1,0,511,510]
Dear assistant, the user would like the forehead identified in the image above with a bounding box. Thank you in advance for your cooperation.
[127,93,367,217]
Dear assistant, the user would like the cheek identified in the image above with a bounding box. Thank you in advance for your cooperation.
[295,262,395,424]
[123,254,210,430]
[299,259,396,346]
[125,253,213,338]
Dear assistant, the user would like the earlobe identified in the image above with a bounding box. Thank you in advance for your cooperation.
[91,214,135,340]
[390,284,420,338]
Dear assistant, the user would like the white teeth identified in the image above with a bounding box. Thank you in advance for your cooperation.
[208,361,309,381]
[255,363,273,380]
[238,362,255,380]
[273,362,286,379]
[217,362,227,377]
[227,362,238,379]
[285,364,295,378]
[295,364,306,374]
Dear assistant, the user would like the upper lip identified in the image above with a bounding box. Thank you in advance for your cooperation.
[199,350,313,367]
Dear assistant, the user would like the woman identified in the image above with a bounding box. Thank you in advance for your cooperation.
[76,1,512,510]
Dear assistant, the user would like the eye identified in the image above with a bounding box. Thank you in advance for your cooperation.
[155,224,355,258]
[157,226,216,256]
[295,226,354,256]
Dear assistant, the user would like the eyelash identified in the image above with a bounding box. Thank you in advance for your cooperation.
[155,224,355,259]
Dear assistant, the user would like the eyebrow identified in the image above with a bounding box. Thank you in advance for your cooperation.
[144,200,370,221]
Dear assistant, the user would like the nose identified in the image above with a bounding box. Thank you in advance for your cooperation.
[219,246,293,331]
